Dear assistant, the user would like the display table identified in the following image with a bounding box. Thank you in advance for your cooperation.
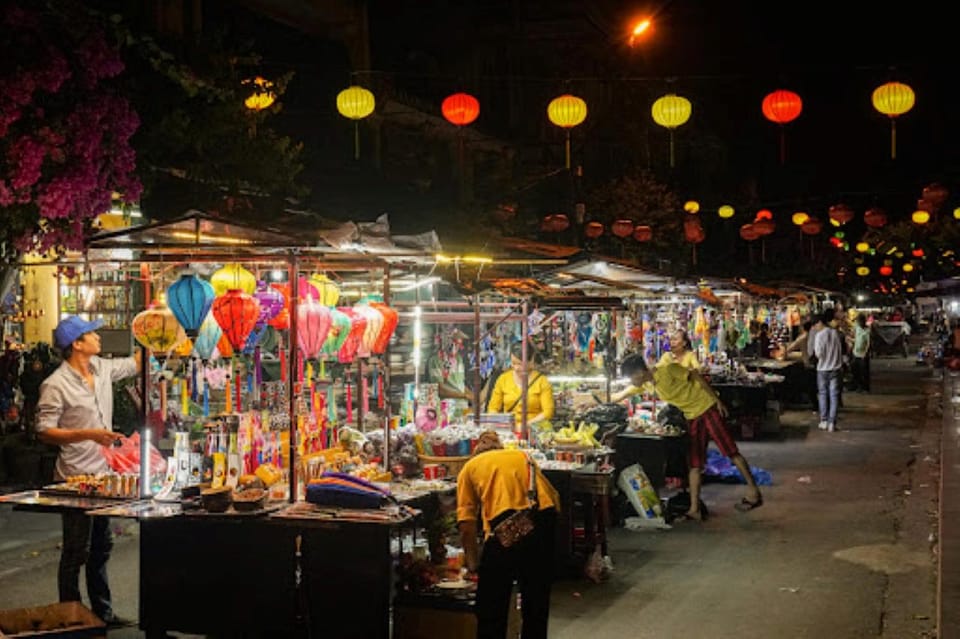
[739,358,805,407]
[710,382,770,439]
[542,464,614,572]
[613,433,687,489]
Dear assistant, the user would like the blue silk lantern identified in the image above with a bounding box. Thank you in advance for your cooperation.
[167,274,215,338]
[192,313,223,363]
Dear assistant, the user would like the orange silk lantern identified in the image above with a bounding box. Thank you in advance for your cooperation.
[212,289,261,351]
[762,89,802,163]
[371,302,399,354]
[268,307,290,331]
[633,225,653,242]
[216,331,234,358]
[611,219,634,238]
[442,92,480,126]
[584,222,604,238]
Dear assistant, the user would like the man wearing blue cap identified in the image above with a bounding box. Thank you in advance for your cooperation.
[36,315,141,628]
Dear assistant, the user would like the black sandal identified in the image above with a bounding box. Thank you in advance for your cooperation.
[735,495,764,512]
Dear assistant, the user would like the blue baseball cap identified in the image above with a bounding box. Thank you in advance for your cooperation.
[54,316,105,350]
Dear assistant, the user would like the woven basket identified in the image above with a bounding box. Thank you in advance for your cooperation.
[418,454,471,479]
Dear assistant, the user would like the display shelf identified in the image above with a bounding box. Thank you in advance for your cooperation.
[57,267,143,329]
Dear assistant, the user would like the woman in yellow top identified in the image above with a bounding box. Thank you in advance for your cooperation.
[487,344,555,427]
[658,329,700,370]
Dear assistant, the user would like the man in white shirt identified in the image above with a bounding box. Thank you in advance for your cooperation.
[812,310,844,432]
[851,314,871,392]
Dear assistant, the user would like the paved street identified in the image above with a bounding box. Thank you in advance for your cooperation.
[0,357,941,638]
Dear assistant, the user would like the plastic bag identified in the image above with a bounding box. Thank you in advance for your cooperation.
[617,464,664,521]
[101,432,165,474]
[583,545,609,583]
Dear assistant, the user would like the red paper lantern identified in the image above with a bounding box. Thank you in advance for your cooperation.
[371,302,399,354]
[801,218,823,235]
[912,248,925,258]
[337,307,368,364]
[297,299,333,360]
[633,225,653,242]
[755,209,773,221]
[762,90,803,124]
[753,219,775,236]
[879,265,893,276]
[441,92,480,126]
[829,204,854,225]
[864,208,887,228]
[584,222,604,238]
[212,289,261,351]
[551,214,570,232]
[611,219,634,238]
[683,219,704,243]
[740,224,759,241]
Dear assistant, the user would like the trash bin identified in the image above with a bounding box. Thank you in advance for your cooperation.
[0,601,105,638]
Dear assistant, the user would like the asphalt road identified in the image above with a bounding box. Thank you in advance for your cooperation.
[0,357,940,639]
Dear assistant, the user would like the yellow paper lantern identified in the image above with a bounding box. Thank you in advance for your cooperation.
[310,273,341,307]
[684,200,700,214]
[911,210,931,225]
[718,205,735,219]
[337,86,376,160]
[856,266,870,276]
[211,263,257,297]
[547,94,588,169]
[855,242,870,253]
[132,302,183,359]
[953,207,960,220]
[903,263,914,272]
[872,82,915,159]
[651,94,692,167]
[791,212,809,226]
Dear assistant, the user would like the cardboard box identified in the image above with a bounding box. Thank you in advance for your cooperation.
[0,602,106,638]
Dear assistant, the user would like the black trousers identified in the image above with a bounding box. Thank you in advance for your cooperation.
[476,508,556,639]
[59,512,114,620]
[851,356,870,392]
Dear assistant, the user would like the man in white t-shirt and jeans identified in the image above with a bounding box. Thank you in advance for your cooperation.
[812,310,844,432]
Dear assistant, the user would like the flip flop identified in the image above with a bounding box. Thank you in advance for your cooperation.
[672,511,704,523]
[735,495,764,512]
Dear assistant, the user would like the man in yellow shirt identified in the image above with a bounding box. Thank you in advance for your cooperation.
[618,354,763,521]
[457,431,559,639]
[486,345,554,429]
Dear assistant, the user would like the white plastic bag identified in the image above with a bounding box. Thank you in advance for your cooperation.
[617,464,665,521]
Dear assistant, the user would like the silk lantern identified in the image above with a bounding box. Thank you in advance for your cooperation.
[683,219,705,243]
[442,92,480,126]
[322,308,353,357]
[338,307,367,363]
[309,274,340,307]
[547,94,587,169]
[872,81,915,159]
[829,204,854,226]
[253,280,285,326]
[753,219,775,236]
[740,224,759,241]
[337,85,376,160]
[167,274,215,338]
[611,220,634,238]
[584,222,604,238]
[801,218,823,235]
[212,289,261,351]
[792,212,809,226]
[268,307,290,331]
[297,299,332,360]
[718,205,735,219]
[132,302,183,360]
[370,302,399,354]
[879,265,893,277]
[762,89,803,164]
[211,263,256,296]
[633,225,653,242]
[864,208,887,228]
[193,313,223,362]
[923,183,949,209]
[912,210,931,225]
[355,304,384,358]
[548,214,570,232]
[216,331,234,359]
[651,94,692,168]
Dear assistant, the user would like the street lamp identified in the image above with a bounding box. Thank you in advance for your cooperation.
[628,18,652,46]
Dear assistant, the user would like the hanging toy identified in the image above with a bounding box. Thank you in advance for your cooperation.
[575,312,593,354]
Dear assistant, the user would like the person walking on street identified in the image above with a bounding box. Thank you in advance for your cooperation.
[457,431,560,639]
[35,316,141,628]
[813,310,844,432]
[851,314,871,392]
[617,354,763,521]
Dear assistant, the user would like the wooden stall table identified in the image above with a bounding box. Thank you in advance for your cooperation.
[541,461,614,573]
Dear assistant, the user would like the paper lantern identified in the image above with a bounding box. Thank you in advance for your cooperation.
[923,183,949,208]
[216,331,234,359]
[856,266,870,276]
[174,335,193,358]
[872,81,915,159]
[801,218,822,235]
[753,219,775,236]
[354,304,385,358]
[268,307,290,331]
[322,308,353,357]
[212,289,261,351]
[548,214,570,232]
[912,210,931,225]
[755,209,773,221]
[584,222,604,238]
[166,274,215,338]
[253,280,285,326]
[211,263,256,297]
[337,85,376,159]
[371,302,399,354]
[855,242,870,253]
[547,94,588,168]
[903,263,915,272]
[828,204,854,226]
[297,299,333,360]
[442,92,480,126]
[633,225,653,242]
[683,219,704,243]
[879,265,893,277]
[611,219,634,238]
[338,307,367,363]
[684,200,700,214]
[864,208,887,228]
[762,90,803,124]
[792,212,809,226]
[953,207,960,220]
[718,205,735,219]
[740,224,759,241]
[192,313,223,362]
[132,302,183,359]
[309,274,340,307]
[651,94,691,168]
[912,248,924,258]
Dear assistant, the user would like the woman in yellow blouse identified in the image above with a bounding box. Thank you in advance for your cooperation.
[658,330,700,370]
[487,344,555,427]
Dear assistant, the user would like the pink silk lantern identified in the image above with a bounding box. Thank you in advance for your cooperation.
[338,308,367,363]
[297,300,333,359]
[370,302,399,354]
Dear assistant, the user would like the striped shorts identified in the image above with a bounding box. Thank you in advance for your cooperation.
[688,405,739,469]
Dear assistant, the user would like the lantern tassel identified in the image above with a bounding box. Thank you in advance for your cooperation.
[890,118,897,160]
[354,121,360,161]
[779,126,786,165]
[564,131,571,170]
[669,130,676,169]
